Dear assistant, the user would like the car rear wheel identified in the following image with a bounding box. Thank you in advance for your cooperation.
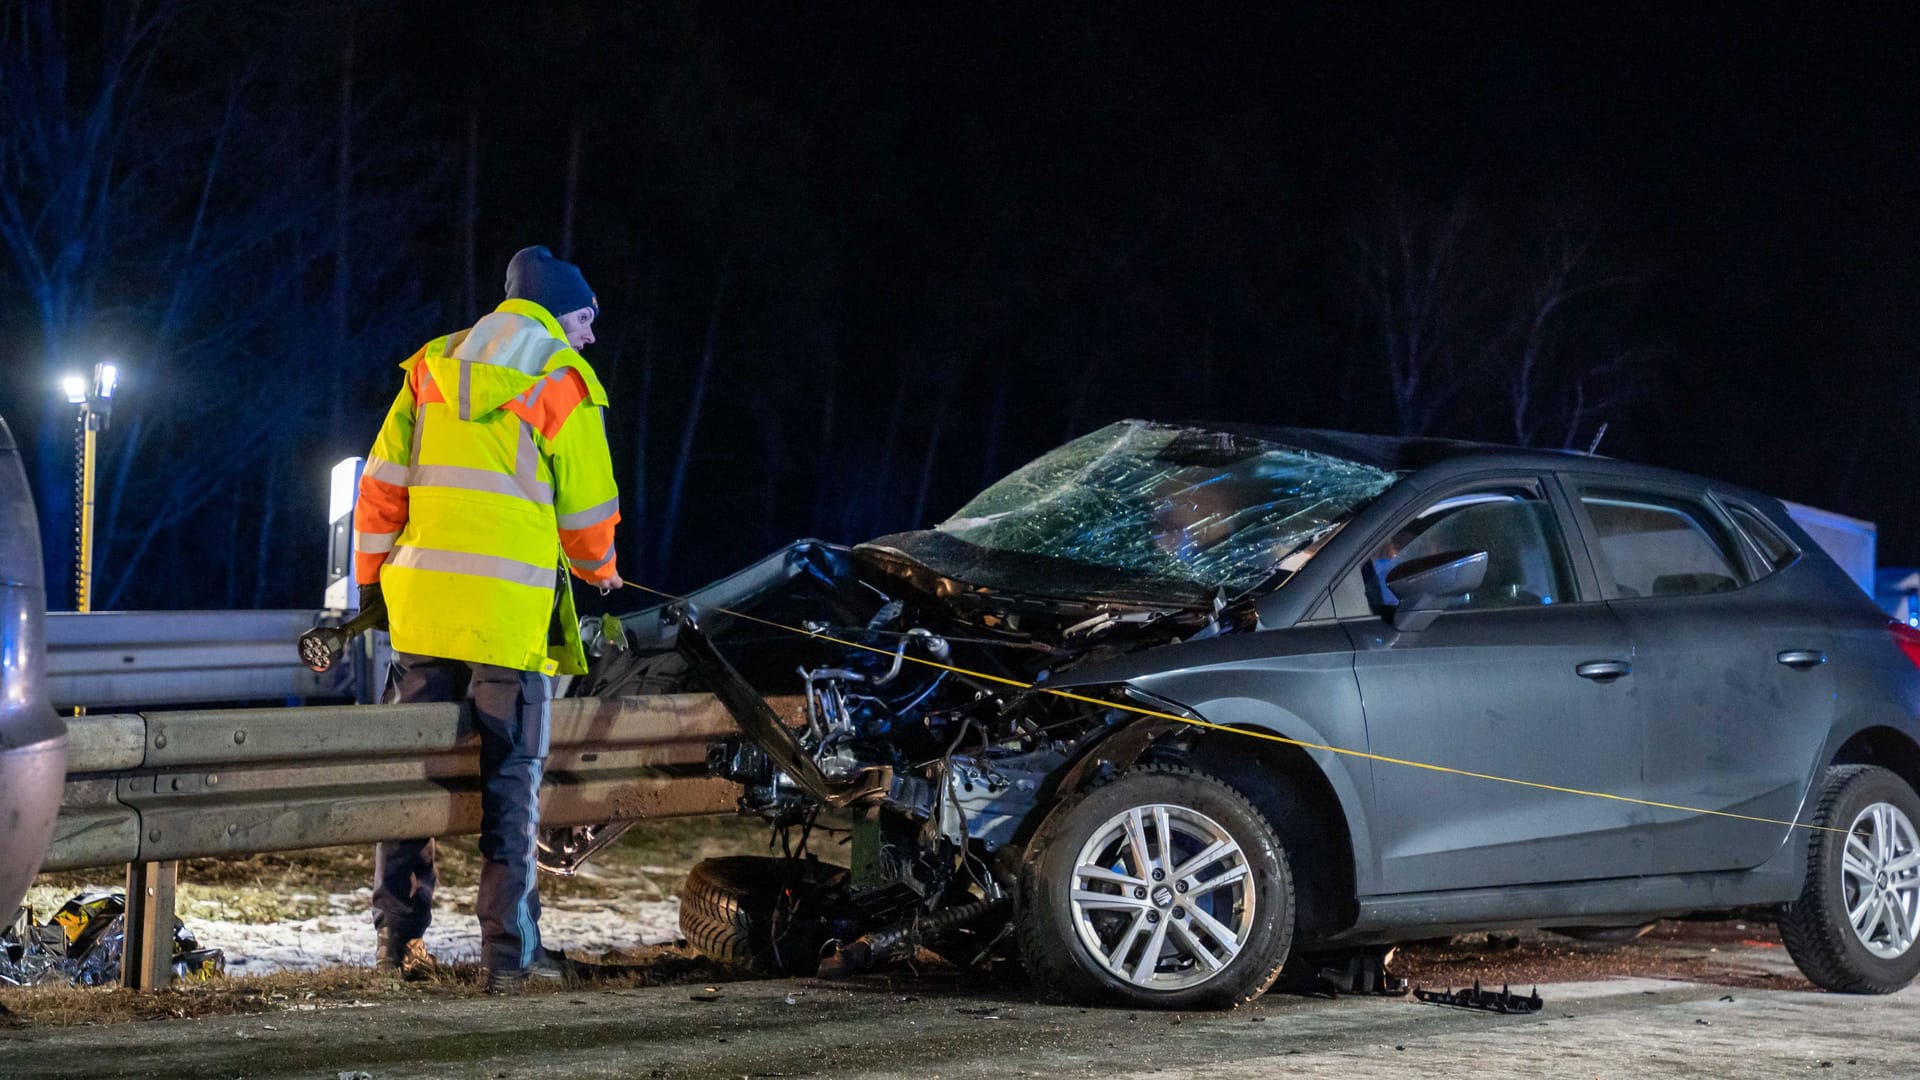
[1016,765,1294,1009]
[1778,765,1920,993]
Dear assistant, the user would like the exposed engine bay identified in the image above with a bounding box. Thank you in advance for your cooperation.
[549,421,1397,979]
[563,536,1221,973]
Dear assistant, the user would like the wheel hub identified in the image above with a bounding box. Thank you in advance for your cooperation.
[1152,884,1175,909]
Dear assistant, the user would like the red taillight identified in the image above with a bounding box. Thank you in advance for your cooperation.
[1891,621,1920,671]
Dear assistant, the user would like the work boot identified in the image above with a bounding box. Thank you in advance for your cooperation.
[482,948,581,995]
[375,929,438,982]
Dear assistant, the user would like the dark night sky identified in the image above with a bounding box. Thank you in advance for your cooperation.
[435,2,1920,516]
[6,2,1920,607]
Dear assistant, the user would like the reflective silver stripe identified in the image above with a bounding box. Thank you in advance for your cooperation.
[516,421,542,493]
[557,497,619,531]
[458,361,474,421]
[568,538,616,572]
[388,545,556,589]
[521,369,567,410]
[363,456,409,485]
[354,530,399,555]
[410,464,553,505]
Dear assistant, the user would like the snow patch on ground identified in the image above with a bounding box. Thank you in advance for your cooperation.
[198,886,684,975]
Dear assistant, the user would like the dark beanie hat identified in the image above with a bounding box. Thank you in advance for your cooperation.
[504,245,598,319]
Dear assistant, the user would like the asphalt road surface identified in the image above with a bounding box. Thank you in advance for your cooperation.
[4,955,1915,1079]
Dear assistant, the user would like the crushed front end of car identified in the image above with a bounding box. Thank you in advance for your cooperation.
[562,420,1399,1004]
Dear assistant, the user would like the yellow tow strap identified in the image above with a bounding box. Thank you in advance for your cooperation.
[621,581,1847,836]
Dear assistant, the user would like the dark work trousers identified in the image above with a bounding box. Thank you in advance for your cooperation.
[371,651,553,973]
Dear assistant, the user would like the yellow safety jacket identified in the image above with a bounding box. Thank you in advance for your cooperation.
[351,299,621,675]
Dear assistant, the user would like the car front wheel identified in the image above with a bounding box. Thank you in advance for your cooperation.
[1016,764,1294,1009]
[1778,764,1920,993]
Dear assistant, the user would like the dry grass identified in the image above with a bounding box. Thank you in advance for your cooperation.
[0,946,733,1028]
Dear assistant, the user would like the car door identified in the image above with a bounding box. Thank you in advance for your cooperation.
[1566,481,1836,874]
[1336,475,1649,894]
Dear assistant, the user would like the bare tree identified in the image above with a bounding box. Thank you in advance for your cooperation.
[654,261,729,582]
[0,1,443,608]
[1350,194,1659,446]
[1504,219,1657,449]
[1349,195,1487,436]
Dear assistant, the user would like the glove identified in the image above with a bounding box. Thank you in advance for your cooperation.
[358,582,389,632]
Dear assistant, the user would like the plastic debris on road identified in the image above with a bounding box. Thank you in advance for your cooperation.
[1,892,225,987]
[1412,979,1544,1014]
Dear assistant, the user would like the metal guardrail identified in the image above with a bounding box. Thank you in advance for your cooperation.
[43,693,756,988]
[47,694,743,871]
[43,609,372,709]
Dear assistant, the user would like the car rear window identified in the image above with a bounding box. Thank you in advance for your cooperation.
[1579,490,1747,598]
[1724,502,1797,572]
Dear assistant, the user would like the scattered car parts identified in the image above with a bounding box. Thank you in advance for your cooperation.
[1414,980,1544,1014]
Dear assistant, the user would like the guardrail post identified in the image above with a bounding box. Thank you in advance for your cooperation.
[121,860,178,990]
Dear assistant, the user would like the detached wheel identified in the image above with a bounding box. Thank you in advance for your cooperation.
[1016,765,1293,1009]
[679,856,848,976]
[1778,765,1920,993]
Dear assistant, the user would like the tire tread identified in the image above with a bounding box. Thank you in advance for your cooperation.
[1778,764,1920,994]
[677,856,843,974]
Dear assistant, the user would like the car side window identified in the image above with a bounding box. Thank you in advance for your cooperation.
[1724,502,1797,574]
[1579,489,1745,598]
[1365,489,1574,612]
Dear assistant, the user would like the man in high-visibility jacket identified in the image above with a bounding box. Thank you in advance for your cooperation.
[352,245,623,994]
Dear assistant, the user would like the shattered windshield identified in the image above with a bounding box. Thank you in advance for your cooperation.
[936,420,1401,595]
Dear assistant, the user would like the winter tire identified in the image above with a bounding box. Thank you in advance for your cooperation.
[1016,764,1294,1009]
[1778,765,1920,993]
[678,856,848,976]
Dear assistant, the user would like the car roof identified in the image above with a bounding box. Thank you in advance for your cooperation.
[1180,421,1779,508]
[1198,423,1538,471]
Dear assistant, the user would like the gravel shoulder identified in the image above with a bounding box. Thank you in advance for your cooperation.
[2,963,1912,1080]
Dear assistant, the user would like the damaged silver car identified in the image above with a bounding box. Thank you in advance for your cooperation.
[556,419,1920,1009]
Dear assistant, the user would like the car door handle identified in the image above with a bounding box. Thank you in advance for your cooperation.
[1576,660,1633,681]
[1777,649,1828,670]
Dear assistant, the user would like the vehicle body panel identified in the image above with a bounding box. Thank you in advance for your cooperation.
[1601,568,1837,874]
[1344,602,1647,891]
[0,415,68,921]
[1045,625,1381,893]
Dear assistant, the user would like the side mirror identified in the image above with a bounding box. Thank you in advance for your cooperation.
[1385,550,1489,632]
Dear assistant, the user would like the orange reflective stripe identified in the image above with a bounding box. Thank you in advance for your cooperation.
[559,513,619,580]
[502,368,590,440]
[355,472,410,535]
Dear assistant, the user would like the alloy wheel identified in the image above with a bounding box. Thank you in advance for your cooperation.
[1068,803,1256,991]
[1841,801,1920,960]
